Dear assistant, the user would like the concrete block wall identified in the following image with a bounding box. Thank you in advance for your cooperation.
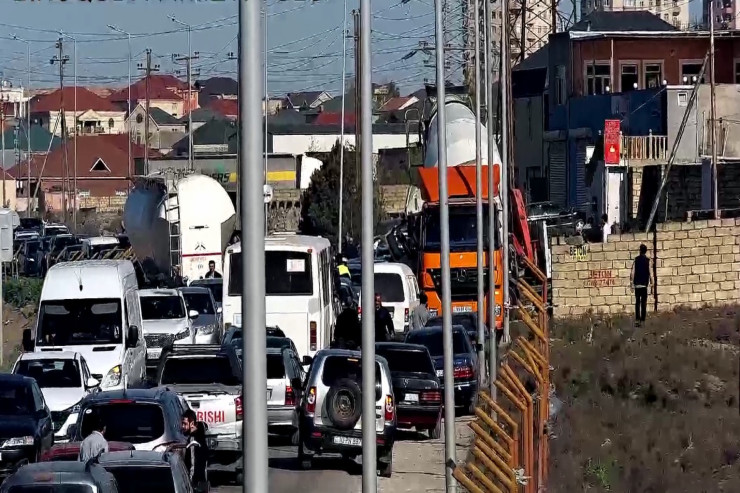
[550,218,740,317]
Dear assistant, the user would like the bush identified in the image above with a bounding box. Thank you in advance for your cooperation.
[3,278,43,310]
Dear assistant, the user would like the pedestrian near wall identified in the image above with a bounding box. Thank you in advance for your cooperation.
[630,243,653,327]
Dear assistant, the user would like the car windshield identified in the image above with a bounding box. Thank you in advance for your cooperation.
[181,292,214,315]
[266,337,291,350]
[426,315,477,334]
[405,330,469,357]
[140,296,186,320]
[104,465,174,493]
[160,356,239,386]
[52,236,76,251]
[375,348,436,375]
[45,227,68,236]
[9,486,95,493]
[80,403,165,444]
[0,382,34,415]
[15,359,81,389]
[375,273,405,302]
[229,251,314,296]
[267,354,286,379]
[191,281,223,303]
[424,206,490,251]
[36,299,123,347]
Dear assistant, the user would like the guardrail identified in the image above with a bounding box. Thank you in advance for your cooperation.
[453,255,550,493]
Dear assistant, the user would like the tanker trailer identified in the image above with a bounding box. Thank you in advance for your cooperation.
[123,172,236,283]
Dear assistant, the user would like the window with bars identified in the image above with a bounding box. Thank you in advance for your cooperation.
[586,63,610,95]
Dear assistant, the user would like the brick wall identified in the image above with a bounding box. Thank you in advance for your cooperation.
[550,218,740,317]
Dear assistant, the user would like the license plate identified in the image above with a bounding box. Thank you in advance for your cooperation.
[147,347,162,359]
[333,435,361,446]
[404,393,419,403]
[436,369,443,378]
[453,305,473,313]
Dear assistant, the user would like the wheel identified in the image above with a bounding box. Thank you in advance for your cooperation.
[325,378,362,430]
[377,452,393,478]
[428,415,442,440]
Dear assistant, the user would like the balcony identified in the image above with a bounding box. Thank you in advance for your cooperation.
[621,133,668,164]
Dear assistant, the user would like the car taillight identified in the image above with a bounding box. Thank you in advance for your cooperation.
[306,387,316,414]
[310,321,317,351]
[421,391,441,402]
[453,365,474,380]
[384,395,394,421]
[358,306,362,315]
[285,386,295,406]
[404,308,409,323]
[235,396,243,421]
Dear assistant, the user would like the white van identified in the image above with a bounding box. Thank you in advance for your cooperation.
[360,262,421,336]
[25,260,147,390]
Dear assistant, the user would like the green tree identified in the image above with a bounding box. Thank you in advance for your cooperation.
[300,141,384,245]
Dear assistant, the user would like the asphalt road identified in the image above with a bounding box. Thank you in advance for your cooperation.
[211,435,361,493]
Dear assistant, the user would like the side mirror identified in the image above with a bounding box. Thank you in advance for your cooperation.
[189,309,200,320]
[290,377,303,391]
[216,307,223,314]
[126,325,139,349]
[301,355,313,366]
[22,329,33,352]
[374,380,382,402]
[86,377,100,389]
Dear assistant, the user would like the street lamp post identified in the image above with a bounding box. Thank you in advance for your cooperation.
[12,35,31,217]
[338,0,348,252]
[60,32,78,230]
[107,25,132,185]
[169,16,194,171]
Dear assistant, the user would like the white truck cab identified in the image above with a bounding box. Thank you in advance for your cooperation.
[24,260,146,391]
[139,288,198,369]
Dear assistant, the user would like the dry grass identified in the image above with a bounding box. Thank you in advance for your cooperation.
[549,306,740,492]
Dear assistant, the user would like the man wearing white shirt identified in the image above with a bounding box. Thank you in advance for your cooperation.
[601,214,610,243]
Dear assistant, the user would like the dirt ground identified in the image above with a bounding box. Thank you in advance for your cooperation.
[0,305,33,371]
[548,306,740,492]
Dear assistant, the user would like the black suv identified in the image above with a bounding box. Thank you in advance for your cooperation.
[0,374,54,480]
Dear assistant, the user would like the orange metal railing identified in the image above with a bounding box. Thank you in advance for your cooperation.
[453,256,550,492]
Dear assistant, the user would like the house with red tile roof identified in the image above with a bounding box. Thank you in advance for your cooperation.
[30,87,127,137]
[379,96,418,113]
[8,134,160,214]
[108,74,198,118]
[205,99,237,120]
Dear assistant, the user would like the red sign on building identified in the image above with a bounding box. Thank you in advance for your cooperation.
[604,119,621,165]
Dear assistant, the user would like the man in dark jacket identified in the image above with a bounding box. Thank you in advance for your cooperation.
[630,243,653,327]
[182,410,209,492]
[374,293,395,342]
[333,306,361,350]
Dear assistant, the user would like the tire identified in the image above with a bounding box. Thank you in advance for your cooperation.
[325,378,362,430]
[428,415,442,440]
[377,451,393,478]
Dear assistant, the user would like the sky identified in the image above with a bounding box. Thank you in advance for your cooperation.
[0,0,460,98]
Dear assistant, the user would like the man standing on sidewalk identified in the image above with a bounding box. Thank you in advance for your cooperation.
[630,243,652,327]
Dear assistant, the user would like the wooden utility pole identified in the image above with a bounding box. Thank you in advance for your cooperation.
[50,38,70,223]
[709,1,718,218]
[137,49,159,175]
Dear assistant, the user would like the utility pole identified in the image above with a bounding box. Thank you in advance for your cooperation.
[51,38,70,223]
[474,0,486,385]
[0,83,7,209]
[352,8,361,195]
[239,0,269,485]
[137,50,159,175]
[12,35,32,216]
[60,32,77,230]
[709,1,718,218]
[501,0,512,344]
[173,51,200,171]
[338,0,349,252]
[359,0,377,487]
[264,5,269,236]
[107,26,132,186]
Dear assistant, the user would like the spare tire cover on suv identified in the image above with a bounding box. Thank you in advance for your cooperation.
[325,378,363,430]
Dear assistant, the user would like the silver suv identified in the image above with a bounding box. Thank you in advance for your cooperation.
[295,349,396,477]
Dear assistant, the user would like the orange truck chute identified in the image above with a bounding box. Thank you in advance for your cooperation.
[418,164,501,202]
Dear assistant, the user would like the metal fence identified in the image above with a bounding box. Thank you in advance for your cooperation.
[453,255,551,493]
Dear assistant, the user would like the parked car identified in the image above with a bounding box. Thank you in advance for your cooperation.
[41,441,135,461]
[155,345,242,482]
[222,326,287,351]
[405,325,479,413]
[68,388,188,451]
[0,374,55,480]
[42,224,69,237]
[43,234,80,273]
[140,289,198,371]
[179,286,223,344]
[189,278,223,311]
[96,450,194,493]
[17,238,43,277]
[12,352,100,442]
[295,349,396,477]
[266,345,305,438]
[425,312,490,347]
[0,461,119,493]
[375,342,442,439]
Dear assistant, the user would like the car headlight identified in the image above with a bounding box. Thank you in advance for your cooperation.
[198,324,216,336]
[101,365,122,388]
[174,328,190,340]
[2,436,34,448]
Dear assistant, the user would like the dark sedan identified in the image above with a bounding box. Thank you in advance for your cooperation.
[425,312,489,347]
[0,374,55,480]
[404,326,479,413]
[375,342,442,439]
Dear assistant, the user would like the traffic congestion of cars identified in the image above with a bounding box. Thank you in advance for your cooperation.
[0,227,484,492]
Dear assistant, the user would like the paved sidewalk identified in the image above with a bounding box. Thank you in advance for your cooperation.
[379,416,475,492]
